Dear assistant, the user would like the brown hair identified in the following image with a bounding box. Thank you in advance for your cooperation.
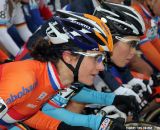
[30,37,81,64]
[30,37,59,63]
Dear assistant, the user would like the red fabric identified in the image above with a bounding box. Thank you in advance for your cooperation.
[39,5,53,20]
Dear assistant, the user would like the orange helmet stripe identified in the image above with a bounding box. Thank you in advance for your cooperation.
[84,14,113,52]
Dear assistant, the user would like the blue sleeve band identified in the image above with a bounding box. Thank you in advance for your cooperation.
[71,87,115,105]
[29,8,44,26]
[8,26,24,47]
[42,103,102,130]
[22,4,44,32]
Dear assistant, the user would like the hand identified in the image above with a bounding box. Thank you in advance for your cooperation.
[97,105,127,121]
[112,95,140,114]
[123,84,145,99]
[114,86,148,111]
[128,78,147,91]
[128,78,152,94]
[114,86,141,103]
[99,117,126,130]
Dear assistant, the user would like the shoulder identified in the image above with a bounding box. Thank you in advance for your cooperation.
[1,60,45,74]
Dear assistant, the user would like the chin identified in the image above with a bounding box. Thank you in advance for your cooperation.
[86,82,93,86]
[116,63,126,67]
[79,76,94,85]
[81,80,93,86]
[84,81,93,86]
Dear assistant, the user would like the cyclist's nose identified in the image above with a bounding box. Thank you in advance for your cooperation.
[129,47,136,56]
[96,62,104,71]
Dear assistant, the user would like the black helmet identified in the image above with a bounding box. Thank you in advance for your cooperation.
[94,2,145,37]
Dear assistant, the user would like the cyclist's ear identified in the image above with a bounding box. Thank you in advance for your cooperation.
[62,51,72,63]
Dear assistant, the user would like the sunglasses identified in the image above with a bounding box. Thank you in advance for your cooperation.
[128,40,139,48]
[114,36,140,48]
[73,51,106,64]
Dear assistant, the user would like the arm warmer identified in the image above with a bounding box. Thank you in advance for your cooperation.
[72,87,115,105]
[42,104,102,130]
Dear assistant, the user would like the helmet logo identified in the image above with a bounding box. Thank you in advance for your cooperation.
[71,21,91,30]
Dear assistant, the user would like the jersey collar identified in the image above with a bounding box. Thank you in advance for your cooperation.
[47,62,65,91]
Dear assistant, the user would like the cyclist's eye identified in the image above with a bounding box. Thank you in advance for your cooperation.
[129,41,138,48]
[95,55,105,64]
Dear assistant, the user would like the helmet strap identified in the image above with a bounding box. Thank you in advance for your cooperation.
[61,55,84,83]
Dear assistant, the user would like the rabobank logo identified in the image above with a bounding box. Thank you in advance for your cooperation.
[6,82,38,104]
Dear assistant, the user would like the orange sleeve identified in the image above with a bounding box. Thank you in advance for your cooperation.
[23,111,61,130]
[139,41,160,71]
[131,71,150,80]
[151,37,160,53]
[132,4,160,71]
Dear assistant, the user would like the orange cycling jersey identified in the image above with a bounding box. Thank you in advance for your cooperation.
[132,3,160,71]
[0,60,65,129]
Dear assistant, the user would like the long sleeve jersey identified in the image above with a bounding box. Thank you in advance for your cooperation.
[0,60,67,129]
[132,3,160,71]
